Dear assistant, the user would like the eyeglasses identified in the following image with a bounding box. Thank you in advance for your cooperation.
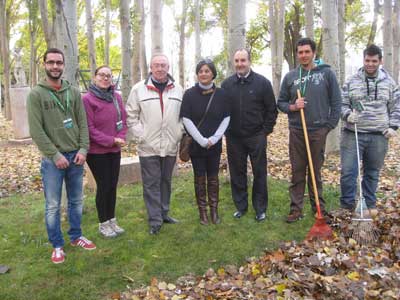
[152,63,168,69]
[96,73,113,79]
[45,60,64,66]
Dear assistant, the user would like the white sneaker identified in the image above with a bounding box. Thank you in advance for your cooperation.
[109,218,125,235]
[99,221,117,238]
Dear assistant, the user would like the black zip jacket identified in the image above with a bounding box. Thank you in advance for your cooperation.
[221,70,278,138]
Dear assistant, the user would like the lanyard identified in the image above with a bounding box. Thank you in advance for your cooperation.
[112,95,122,122]
[299,68,311,97]
[49,89,70,113]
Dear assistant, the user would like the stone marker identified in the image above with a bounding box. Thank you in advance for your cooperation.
[9,87,31,140]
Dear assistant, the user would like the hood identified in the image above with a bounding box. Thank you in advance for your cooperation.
[355,67,389,82]
[38,79,72,92]
[297,63,331,73]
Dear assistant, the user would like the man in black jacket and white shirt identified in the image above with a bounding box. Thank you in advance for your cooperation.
[222,49,278,222]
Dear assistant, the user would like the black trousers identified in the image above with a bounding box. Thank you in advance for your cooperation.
[226,134,267,215]
[191,151,221,177]
[86,152,121,223]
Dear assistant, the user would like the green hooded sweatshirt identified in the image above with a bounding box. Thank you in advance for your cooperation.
[27,79,89,163]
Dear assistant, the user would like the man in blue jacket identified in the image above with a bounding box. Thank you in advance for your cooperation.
[222,49,278,222]
[277,38,341,223]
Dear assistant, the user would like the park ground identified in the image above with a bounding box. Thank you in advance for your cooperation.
[0,114,399,300]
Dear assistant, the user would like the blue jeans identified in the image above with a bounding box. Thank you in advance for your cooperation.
[41,151,84,248]
[340,130,388,209]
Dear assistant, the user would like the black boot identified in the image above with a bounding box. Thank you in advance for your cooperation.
[208,176,220,224]
[194,176,208,225]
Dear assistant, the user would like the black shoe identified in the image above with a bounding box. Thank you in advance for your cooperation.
[255,213,266,222]
[233,210,247,218]
[163,215,179,224]
[149,225,161,235]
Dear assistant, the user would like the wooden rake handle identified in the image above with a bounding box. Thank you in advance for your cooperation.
[297,90,323,218]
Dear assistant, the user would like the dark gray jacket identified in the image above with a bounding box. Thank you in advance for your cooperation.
[277,64,341,130]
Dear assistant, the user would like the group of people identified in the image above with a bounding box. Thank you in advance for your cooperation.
[27,37,400,264]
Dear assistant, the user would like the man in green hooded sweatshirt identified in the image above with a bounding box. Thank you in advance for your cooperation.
[27,48,96,264]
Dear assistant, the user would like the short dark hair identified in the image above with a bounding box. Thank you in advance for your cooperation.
[363,44,382,60]
[234,48,251,62]
[296,38,316,53]
[95,65,112,75]
[196,59,217,79]
[43,48,65,62]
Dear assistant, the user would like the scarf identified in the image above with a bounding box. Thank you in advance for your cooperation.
[89,83,115,103]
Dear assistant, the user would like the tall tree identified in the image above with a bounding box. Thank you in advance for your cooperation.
[0,0,11,119]
[178,0,187,88]
[393,0,400,82]
[132,0,142,84]
[151,0,163,55]
[227,0,246,75]
[284,2,302,70]
[269,0,285,97]
[304,0,314,39]
[322,0,340,153]
[120,0,131,102]
[367,0,380,45]
[38,0,58,48]
[194,0,201,63]
[139,0,148,79]
[383,0,393,75]
[85,0,96,77]
[26,0,40,87]
[338,0,346,86]
[104,0,111,65]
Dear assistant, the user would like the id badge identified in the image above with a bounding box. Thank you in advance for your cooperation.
[63,118,73,129]
[116,120,123,131]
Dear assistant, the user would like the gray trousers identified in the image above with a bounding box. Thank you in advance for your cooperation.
[139,156,176,226]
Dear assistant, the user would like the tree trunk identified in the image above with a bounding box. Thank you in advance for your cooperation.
[393,0,400,82]
[178,0,187,88]
[304,0,314,39]
[104,0,111,66]
[38,0,54,48]
[27,0,39,87]
[383,0,393,76]
[322,0,340,153]
[85,0,96,77]
[0,0,11,119]
[284,2,301,70]
[227,0,246,75]
[132,0,142,84]
[120,0,132,102]
[194,0,201,63]
[367,0,380,46]
[338,0,346,86]
[151,0,163,55]
[139,0,148,79]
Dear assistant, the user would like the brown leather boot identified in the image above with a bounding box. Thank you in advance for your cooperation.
[207,176,220,224]
[194,176,208,225]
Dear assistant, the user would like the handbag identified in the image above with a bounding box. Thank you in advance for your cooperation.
[179,89,217,162]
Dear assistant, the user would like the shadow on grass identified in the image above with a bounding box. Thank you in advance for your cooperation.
[0,173,339,300]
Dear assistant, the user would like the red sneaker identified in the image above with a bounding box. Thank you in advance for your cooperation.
[51,247,65,264]
[70,236,96,250]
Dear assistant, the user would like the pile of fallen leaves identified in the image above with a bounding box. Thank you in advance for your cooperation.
[120,195,400,300]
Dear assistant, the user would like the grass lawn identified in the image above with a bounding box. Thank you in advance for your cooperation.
[0,173,339,300]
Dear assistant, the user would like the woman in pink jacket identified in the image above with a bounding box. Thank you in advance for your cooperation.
[83,65,128,238]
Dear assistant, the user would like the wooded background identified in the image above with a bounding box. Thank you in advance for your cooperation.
[0,0,399,127]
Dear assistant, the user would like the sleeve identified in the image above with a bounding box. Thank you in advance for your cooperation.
[82,94,114,147]
[341,80,352,122]
[263,78,278,135]
[74,90,89,156]
[209,116,230,145]
[277,74,291,114]
[388,81,400,130]
[27,90,63,162]
[327,70,342,129]
[182,117,208,148]
[125,85,144,141]
[116,93,128,140]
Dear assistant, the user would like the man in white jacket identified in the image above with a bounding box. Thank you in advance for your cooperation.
[126,54,184,235]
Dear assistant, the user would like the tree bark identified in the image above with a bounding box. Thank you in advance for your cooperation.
[178,0,187,88]
[132,0,142,84]
[139,0,148,79]
[27,0,39,87]
[151,0,163,55]
[393,0,400,82]
[194,0,201,63]
[338,0,346,86]
[383,0,393,76]
[227,0,246,75]
[0,0,11,119]
[38,0,54,47]
[304,0,314,39]
[367,0,380,46]
[120,0,132,102]
[85,0,96,77]
[104,0,111,66]
[322,0,340,153]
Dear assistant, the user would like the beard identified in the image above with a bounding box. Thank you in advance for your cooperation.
[45,68,63,80]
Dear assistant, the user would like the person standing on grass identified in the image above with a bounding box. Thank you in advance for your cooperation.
[340,44,400,211]
[221,49,278,222]
[27,48,96,264]
[277,38,341,223]
[83,65,128,238]
[126,53,183,235]
[180,59,230,225]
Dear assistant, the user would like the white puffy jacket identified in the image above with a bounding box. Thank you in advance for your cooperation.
[126,76,184,157]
